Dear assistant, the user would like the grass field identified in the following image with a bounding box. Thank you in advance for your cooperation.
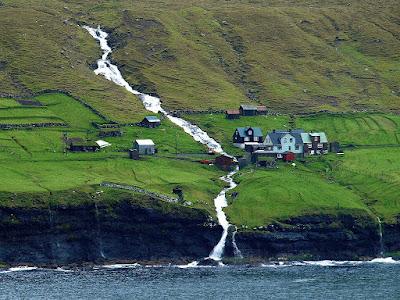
[305,149,400,223]
[225,165,371,227]
[0,93,225,215]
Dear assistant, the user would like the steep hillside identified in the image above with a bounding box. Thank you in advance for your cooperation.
[1,0,399,119]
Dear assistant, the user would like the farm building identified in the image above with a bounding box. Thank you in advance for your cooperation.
[133,139,156,155]
[239,104,258,116]
[69,141,100,152]
[225,110,240,119]
[257,106,267,115]
[129,149,140,160]
[233,127,263,147]
[301,132,329,155]
[214,154,237,170]
[140,116,161,128]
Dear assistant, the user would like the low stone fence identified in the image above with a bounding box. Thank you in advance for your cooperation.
[0,122,68,130]
[100,181,178,203]
[173,109,225,115]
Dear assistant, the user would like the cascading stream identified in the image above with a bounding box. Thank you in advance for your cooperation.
[377,217,384,257]
[83,25,240,261]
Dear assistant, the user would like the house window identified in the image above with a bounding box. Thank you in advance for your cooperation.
[295,145,299,150]
[314,137,319,142]
[308,144,312,148]
[288,146,292,151]
[278,145,282,150]
[290,138,293,142]
[317,143,323,148]
[244,137,250,142]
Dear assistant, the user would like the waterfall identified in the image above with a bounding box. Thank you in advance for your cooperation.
[377,217,384,257]
[94,202,106,259]
[209,168,239,260]
[83,25,240,261]
[232,227,243,258]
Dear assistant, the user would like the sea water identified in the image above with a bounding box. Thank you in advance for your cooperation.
[0,262,399,299]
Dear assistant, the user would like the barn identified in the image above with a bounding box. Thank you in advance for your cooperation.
[134,139,156,155]
[214,154,237,170]
[239,104,257,116]
[69,141,100,152]
[140,116,161,128]
[225,110,241,119]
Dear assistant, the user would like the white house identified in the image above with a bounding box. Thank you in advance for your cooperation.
[134,139,156,155]
[259,130,304,158]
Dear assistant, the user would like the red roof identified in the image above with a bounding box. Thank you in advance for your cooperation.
[226,109,240,115]
[257,106,267,111]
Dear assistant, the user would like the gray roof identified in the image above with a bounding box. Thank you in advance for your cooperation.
[236,127,263,138]
[309,132,328,143]
[144,116,161,123]
[266,129,305,145]
[240,104,257,111]
[135,139,155,146]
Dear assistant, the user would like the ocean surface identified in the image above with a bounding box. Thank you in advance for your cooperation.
[1,260,399,299]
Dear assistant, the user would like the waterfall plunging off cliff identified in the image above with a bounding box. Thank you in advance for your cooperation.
[83,25,240,261]
[377,217,384,257]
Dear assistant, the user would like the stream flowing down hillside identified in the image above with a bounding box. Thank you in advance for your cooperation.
[83,25,240,261]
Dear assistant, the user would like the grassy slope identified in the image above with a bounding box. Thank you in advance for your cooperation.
[0,0,399,117]
[186,113,400,225]
[0,93,224,214]
[226,164,369,227]
[0,2,148,122]
[308,149,400,223]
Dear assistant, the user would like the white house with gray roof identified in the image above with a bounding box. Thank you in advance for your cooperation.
[259,129,304,158]
[134,139,156,155]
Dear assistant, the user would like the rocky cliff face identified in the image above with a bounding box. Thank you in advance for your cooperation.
[0,199,398,265]
[235,214,392,261]
[0,199,221,266]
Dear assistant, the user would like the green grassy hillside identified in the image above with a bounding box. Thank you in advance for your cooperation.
[184,113,400,225]
[226,165,371,228]
[1,0,399,119]
[0,93,224,215]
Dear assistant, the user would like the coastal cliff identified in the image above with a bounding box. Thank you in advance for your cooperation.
[0,191,221,266]
[236,214,400,261]
[0,191,398,266]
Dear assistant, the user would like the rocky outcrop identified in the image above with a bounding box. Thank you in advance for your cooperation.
[0,198,221,266]
[235,214,387,260]
[383,219,400,255]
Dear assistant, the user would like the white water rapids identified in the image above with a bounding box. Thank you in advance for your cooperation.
[83,25,239,261]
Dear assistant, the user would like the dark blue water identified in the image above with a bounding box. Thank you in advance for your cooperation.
[1,262,399,299]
